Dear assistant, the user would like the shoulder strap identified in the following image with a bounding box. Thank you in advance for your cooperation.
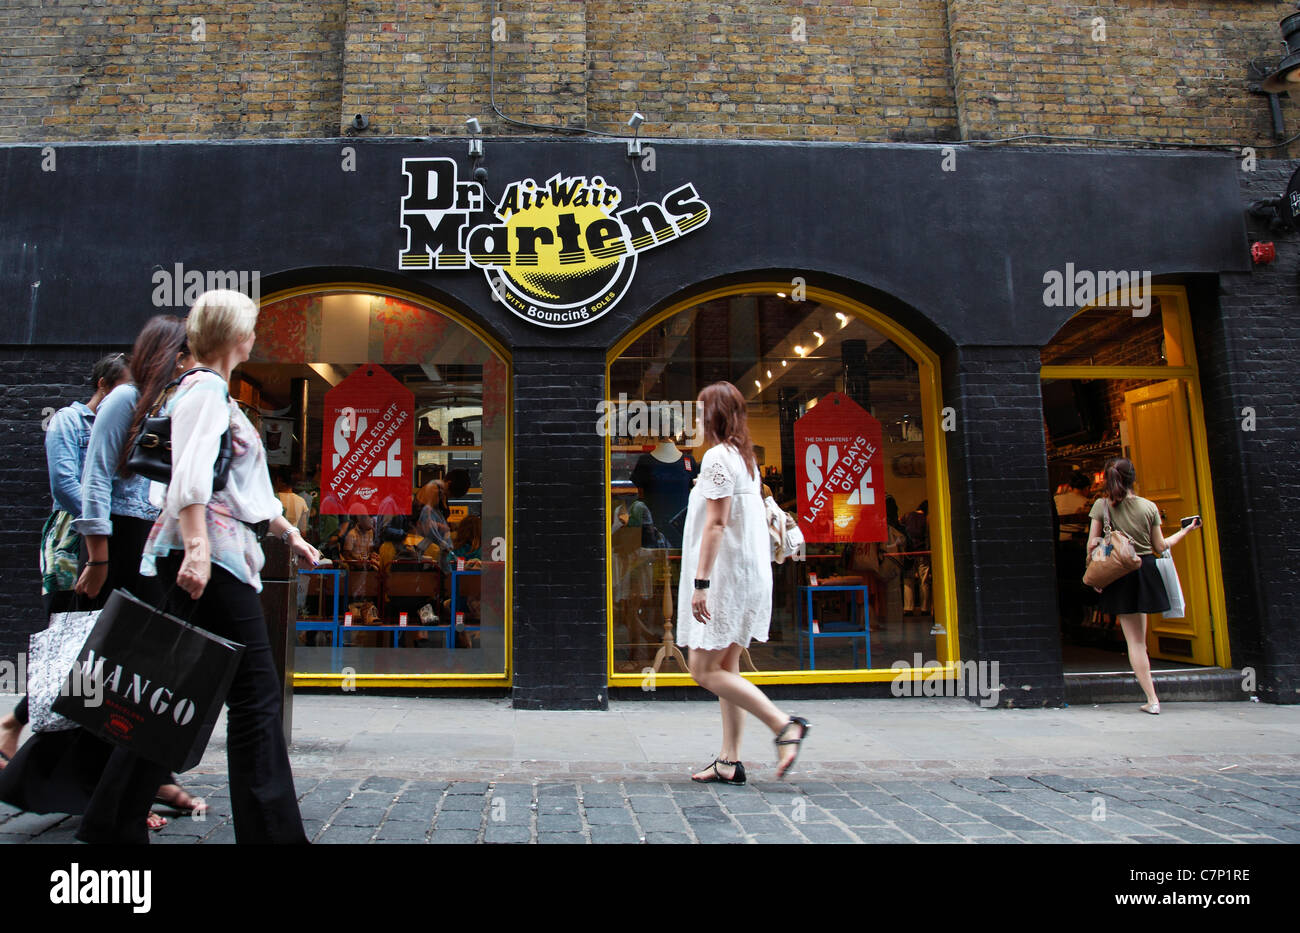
[151,367,231,416]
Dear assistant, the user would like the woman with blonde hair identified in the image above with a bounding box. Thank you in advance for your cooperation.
[1088,457,1201,715]
[76,290,320,844]
[677,381,809,784]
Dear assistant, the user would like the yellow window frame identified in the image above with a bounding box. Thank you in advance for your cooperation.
[258,282,515,690]
[605,283,960,687]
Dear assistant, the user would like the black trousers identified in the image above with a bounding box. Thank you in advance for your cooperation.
[76,555,307,844]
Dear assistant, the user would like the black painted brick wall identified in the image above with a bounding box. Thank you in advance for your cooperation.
[1192,161,1300,703]
[510,348,609,709]
[943,345,1065,707]
[0,346,123,665]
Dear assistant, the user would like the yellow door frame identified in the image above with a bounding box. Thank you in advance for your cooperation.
[257,282,515,689]
[606,283,960,687]
[1040,284,1230,668]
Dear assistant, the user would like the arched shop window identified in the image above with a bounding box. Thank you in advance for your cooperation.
[607,286,955,685]
[247,288,510,687]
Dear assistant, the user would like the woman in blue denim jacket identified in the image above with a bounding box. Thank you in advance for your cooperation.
[0,354,129,770]
[74,318,193,608]
[0,316,202,825]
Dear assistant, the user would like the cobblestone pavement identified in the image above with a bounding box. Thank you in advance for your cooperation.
[4,764,1298,844]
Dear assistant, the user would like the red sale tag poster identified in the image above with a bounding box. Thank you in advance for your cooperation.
[320,365,414,515]
[795,392,885,543]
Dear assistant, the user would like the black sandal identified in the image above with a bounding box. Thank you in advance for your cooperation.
[774,716,810,780]
[692,757,747,786]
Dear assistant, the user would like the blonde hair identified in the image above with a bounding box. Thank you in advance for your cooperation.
[187,289,258,360]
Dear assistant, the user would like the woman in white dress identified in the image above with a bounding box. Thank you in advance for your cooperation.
[678,382,809,784]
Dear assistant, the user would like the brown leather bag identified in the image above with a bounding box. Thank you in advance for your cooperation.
[1083,499,1142,589]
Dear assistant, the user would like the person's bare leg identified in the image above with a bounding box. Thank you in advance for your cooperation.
[0,712,21,764]
[1118,613,1159,709]
[688,645,804,774]
[693,645,747,780]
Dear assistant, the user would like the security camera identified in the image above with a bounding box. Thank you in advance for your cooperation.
[466,117,482,135]
[627,112,645,129]
[474,166,488,183]
[350,114,369,131]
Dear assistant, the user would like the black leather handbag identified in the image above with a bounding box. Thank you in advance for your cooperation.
[127,367,234,492]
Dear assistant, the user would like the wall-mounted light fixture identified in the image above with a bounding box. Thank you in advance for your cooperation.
[626,112,645,158]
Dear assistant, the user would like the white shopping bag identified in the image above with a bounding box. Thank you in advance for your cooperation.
[28,608,99,732]
[1155,550,1185,619]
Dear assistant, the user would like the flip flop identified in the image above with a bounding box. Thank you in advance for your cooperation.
[153,785,207,815]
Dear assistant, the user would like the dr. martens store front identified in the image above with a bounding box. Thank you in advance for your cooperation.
[3,138,1284,709]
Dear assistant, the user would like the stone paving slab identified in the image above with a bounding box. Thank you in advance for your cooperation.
[3,766,1298,844]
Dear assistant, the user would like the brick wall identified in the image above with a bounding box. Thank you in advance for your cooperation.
[0,347,123,664]
[1195,164,1300,702]
[510,348,608,709]
[947,1,1284,147]
[0,1,1288,148]
[0,0,347,140]
[943,345,1064,707]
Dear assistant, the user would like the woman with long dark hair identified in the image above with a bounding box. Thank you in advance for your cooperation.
[1088,457,1201,714]
[677,381,809,784]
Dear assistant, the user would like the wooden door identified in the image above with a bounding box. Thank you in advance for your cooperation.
[1123,380,1214,665]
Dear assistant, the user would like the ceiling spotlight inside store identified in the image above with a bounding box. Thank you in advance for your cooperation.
[466,117,484,158]
[781,360,787,367]
[794,345,807,357]
[813,331,825,346]
[835,312,849,327]
[754,379,762,389]
[766,369,772,379]
[777,292,787,298]
[627,111,646,157]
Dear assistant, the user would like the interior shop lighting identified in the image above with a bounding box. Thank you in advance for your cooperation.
[794,345,808,357]
[813,330,825,346]
[835,311,849,328]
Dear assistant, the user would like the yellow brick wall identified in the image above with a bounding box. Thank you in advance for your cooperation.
[947,1,1283,147]
[0,1,346,140]
[0,0,1291,152]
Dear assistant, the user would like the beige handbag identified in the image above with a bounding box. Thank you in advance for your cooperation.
[1083,499,1142,589]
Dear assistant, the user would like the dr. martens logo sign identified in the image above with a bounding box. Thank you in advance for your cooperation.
[399,158,710,327]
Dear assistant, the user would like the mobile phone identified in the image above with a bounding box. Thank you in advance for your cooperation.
[1180,516,1200,529]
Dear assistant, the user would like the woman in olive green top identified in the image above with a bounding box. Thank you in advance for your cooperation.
[1087,458,1201,715]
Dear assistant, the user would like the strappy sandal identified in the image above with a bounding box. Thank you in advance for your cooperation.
[692,757,746,785]
[774,716,810,780]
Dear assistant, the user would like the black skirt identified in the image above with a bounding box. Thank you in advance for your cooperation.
[1098,554,1171,615]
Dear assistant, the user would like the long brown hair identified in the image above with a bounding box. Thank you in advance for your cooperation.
[1103,457,1136,507]
[698,381,758,480]
[118,315,188,475]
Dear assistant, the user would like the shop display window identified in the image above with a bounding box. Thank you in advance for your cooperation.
[246,289,508,682]
[608,291,949,679]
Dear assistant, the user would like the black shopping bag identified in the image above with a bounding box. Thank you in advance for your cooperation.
[52,588,245,772]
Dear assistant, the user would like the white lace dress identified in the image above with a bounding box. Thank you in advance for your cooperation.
[676,444,772,651]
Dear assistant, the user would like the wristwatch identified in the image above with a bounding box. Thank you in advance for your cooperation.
[693,579,710,590]
[281,526,301,544]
